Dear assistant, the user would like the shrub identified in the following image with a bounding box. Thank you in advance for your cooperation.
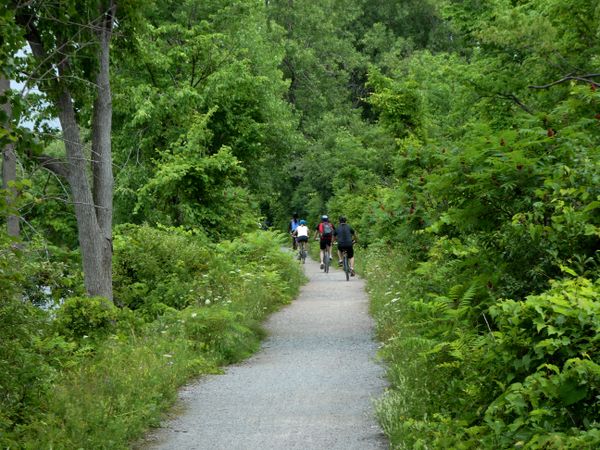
[54,296,119,340]
[0,298,55,448]
[368,244,600,449]
[478,278,600,447]
[167,306,261,364]
[112,224,212,313]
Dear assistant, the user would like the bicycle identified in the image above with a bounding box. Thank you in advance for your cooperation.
[297,240,307,264]
[340,248,350,281]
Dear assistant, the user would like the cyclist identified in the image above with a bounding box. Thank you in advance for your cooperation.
[334,216,357,276]
[313,215,335,269]
[288,212,300,250]
[293,219,309,259]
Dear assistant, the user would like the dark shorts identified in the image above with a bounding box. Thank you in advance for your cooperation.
[297,236,308,242]
[319,238,332,250]
[338,245,354,259]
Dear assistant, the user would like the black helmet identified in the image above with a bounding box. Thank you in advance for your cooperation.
[321,215,329,221]
[339,216,347,223]
[292,212,298,218]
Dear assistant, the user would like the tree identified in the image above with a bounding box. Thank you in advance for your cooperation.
[1,76,19,237]
[12,0,120,300]
[1,5,22,238]
[111,0,300,230]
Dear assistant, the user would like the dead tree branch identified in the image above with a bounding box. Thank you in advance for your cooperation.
[529,73,600,89]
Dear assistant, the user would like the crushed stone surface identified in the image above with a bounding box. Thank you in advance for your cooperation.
[140,254,388,450]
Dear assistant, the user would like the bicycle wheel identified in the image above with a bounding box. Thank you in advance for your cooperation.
[301,242,306,264]
[324,248,330,273]
[343,254,350,281]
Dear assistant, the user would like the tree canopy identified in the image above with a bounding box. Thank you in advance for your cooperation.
[1,0,599,447]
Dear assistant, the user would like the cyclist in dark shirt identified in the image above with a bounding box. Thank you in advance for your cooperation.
[334,216,357,276]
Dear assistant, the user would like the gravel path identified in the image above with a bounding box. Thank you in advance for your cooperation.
[141,254,388,450]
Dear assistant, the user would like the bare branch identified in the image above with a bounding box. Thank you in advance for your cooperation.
[529,73,600,89]
[463,78,534,115]
[33,153,70,179]
[496,92,533,115]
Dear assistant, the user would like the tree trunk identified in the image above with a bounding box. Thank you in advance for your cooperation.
[1,76,19,237]
[14,1,117,300]
[89,1,116,300]
[56,83,113,299]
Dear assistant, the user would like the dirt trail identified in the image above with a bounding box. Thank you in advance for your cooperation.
[141,254,388,449]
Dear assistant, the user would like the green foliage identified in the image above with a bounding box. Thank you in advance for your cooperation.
[367,68,426,139]
[0,206,79,446]
[113,225,304,319]
[366,247,600,449]
[2,223,304,448]
[112,0,299,228]
[480,278,600,447]
[167,306,260,364]
[113,224,211,312]
[19,323,217,449]
[0,297,55,447]
[54,296,119,340]
[134,143,258,236]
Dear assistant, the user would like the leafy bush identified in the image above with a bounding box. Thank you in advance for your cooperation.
[113,225,304,318]
[164,306,261,364]
[0,297,55,448]
[2,224,304,448]
[112,224,212,313]
[0,228,76,447]
[367,242,600,449]
[54,296,119,339]
[479,278,600,448]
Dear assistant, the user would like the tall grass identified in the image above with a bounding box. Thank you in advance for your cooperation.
[1,228,305,449]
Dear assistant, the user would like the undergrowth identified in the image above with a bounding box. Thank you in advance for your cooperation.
[0,227,305,449]
[364,244,600,449]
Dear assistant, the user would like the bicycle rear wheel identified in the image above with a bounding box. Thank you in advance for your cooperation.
[324,248,330,273]
[343,254,350,281]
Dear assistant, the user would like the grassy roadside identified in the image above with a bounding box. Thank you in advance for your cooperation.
[361,243,600,449]
[1,228,305,449]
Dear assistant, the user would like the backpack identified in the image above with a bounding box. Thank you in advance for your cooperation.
[320,222,333,237]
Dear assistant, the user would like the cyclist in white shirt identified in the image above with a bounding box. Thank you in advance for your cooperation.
[293,219,309,243]
[292,220,310,261]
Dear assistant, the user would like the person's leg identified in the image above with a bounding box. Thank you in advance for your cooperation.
[348,247,355,275]
[319,239,325,267]
[337,248,343,266]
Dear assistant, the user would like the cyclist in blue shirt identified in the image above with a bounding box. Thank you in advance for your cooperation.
[288,212,300,249]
